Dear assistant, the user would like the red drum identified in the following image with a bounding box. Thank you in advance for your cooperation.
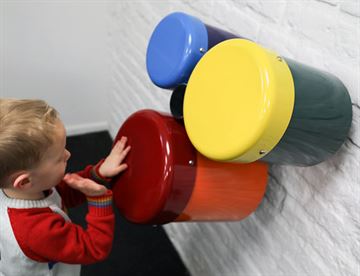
[112,110,268,224]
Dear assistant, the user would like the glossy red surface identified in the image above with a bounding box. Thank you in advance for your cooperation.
[112,110,196,224]
[112,109,268,224]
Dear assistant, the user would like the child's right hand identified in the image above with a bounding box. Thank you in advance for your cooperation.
[63,173,107,197]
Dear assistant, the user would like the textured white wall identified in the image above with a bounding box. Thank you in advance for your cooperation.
[108,1,360,275]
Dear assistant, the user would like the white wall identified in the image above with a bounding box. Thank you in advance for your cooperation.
[108,1,360,276]
[0,1,109,136]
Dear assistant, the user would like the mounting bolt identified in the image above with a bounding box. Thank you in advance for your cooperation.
[277,56,283,62]
[259,150,267,155]
[200,48,206,53]
[188,160,195,166]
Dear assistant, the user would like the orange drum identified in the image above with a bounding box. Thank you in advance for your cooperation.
[112,110,268,224]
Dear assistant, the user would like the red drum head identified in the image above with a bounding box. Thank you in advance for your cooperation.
[112,110,196,224]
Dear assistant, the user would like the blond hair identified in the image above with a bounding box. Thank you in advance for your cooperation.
[0,99,60,186]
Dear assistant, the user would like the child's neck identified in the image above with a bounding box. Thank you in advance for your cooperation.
[2,188,46,200]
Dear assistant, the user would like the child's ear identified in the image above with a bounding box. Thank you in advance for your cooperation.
[12,172,32,190]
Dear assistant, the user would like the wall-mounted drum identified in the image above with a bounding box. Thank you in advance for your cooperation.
[183,39,352,166]
[111,110,268,224]
[146,12,239,89]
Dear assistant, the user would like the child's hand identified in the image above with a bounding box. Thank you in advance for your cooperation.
[98,136,131,178]
[63,173,107,197]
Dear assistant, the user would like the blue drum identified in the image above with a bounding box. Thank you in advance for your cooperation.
[146,12,240,89]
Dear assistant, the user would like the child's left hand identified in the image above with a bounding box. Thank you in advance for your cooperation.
[63,173,107,197]
[98,136,131,178]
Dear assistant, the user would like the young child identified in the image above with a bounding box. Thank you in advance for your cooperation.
[0,99,131,276]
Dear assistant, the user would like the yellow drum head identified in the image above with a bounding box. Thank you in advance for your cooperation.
[183,39,295,162]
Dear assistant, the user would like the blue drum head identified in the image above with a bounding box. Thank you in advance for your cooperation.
[146,12,208,89]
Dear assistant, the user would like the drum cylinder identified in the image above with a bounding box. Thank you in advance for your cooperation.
[261,58,353,165]
[112,110,268,224]
[146,12,239,89]
[183,39,352,166]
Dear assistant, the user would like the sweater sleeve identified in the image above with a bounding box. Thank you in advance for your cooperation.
[56,160,112,208]
[8,190,114,265]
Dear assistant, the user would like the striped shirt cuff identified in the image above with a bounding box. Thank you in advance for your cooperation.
[87,190,113,216]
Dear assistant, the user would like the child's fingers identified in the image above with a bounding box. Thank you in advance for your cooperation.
[63,174,107,196]
[63,174,86,189]
[113,137,128,151]
[119,146,131,160]
[63,173,78,184]
[63,173,83,183]
[108,145,131,164]
[63,173,93,190]
[114,163,128,174]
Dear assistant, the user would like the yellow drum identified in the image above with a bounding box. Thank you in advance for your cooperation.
[184,39,295,163]
[183,39,352,166]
